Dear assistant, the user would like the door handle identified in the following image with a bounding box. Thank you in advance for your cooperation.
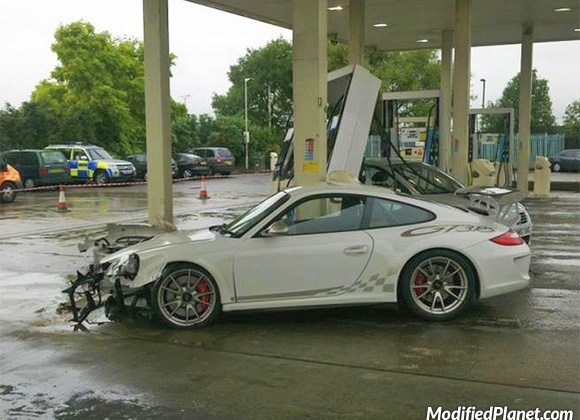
[344,245,370,255]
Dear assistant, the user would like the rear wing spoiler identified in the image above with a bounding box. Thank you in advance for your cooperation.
[454,186,526,217]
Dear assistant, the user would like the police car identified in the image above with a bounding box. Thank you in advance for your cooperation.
[46,143,136,184]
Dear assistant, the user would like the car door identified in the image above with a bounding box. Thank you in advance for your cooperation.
[233,194,373,302]
[72,148,90,179]
[20,152,39,184]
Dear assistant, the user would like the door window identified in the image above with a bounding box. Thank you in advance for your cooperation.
[367,197,434,229]
[3,152,21,166]
[206,149,215,158]
[73,149,89,161]
[278,194,366,235]
[21,153,39,166]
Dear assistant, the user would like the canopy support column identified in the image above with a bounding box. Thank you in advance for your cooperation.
[292,0,328,185]
[439,29,454,171]
[143,0,174,229]
[516,23,534,192]
[450,0,472,184]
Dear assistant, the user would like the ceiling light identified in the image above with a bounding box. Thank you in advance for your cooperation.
[554,7,572,12]
[372,23,388,28]
[328,6,344,11]
[417,39,429,43]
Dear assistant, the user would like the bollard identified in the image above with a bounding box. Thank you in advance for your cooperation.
[533,156,551,198]
[471,159,496,187]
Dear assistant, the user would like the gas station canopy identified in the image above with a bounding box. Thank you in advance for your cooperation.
[189,0,579,50]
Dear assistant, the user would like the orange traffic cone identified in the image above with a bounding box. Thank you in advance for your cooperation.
[198,176,209,200]
[57,184,69,212]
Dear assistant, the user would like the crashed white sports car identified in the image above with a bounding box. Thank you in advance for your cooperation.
[68,182,531,329]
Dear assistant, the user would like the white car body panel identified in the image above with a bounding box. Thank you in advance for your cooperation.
[100,183,531,314]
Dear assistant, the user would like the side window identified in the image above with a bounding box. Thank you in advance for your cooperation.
[136,155,146,163]
[367,197,434,229]
[278,194,366,235]
[3,152,21,165]
[73,149,89,161]
[22,153,38,166]
[206,149,215,158]
[54,148,72,160]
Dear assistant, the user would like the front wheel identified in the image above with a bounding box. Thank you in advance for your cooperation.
[183,168,194,178]
[552,162,562,172]
[151,264,221,329]
[400,250,476,321]
[0,182,17,203]
[94,170,110,185]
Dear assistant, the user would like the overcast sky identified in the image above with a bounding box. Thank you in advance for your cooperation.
[1,0,579,123]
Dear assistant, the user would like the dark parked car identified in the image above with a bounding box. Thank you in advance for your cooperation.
[189,147,235,175]
[173,153,210,178]
[124,153,178,180]
[0,149,70,188]
[549,149,580,172]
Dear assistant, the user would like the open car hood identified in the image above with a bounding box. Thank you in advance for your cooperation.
[454,186,527,206]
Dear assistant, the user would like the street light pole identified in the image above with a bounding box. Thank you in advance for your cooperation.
[244,77,251,170]
[267,84,272,129]
[480,78,486,108]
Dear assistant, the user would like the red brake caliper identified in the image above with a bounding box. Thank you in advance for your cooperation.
[414,274,427,297]
[196,279,210,312]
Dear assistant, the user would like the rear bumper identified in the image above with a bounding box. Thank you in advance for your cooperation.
[465,241,531,299]
[211,164,234,173]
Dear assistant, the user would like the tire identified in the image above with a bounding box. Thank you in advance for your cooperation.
[144,172,148,181]
[24,179,35,189]
[183,168,194,178]
[400,249,476,321]
[94,170,110,185]
[0,182,17,203]
[151,263,221,329]
[552,162,562,173]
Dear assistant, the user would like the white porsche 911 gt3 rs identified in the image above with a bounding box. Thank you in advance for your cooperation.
[95,182,531,329]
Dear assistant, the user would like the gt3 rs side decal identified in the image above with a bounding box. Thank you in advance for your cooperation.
[401,224,495,237]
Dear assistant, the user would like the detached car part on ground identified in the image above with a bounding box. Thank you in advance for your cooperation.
[64,180,531,329]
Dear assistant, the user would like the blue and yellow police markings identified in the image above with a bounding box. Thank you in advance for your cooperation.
[69,160,112,179]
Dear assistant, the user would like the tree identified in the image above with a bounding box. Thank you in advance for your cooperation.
[563,99,580,132]
[483,70,556,133]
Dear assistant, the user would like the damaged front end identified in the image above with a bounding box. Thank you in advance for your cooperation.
[63,223,165,324]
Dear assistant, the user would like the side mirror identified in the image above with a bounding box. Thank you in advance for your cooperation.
[262,220,289,237]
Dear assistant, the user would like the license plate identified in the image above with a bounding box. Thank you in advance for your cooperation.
[122,170,133,174]
[49,169,65,173]
[225,161,233,165]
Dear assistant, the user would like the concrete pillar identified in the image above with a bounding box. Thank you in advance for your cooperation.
[348,0,364,65]
[450,0,471,184]
[516,23,534,192]
[439,30,453,172]
[292,0,328,185]
[143,0,174,229]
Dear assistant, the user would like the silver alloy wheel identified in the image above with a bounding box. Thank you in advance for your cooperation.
[410,257,468,315]
[95,171,108,184]
[183,169,194,178]
[1,184,16,202]
[156,268,217,327]
[552,162,561,172]
[25,179,35,189]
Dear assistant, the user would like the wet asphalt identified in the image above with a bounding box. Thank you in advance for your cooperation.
[0,174,578,420]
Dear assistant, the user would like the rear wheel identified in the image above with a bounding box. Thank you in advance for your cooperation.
[183,168,194,178]
[401,250,476,321]
[94,170,110,185]
[552,162,562,172]
[24,179,35,189]
[151,264,221,329]
[0,182,17,203]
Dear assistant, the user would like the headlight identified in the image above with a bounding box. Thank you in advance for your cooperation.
[121,254,140,279]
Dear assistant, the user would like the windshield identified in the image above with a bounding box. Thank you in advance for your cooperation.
[223,191,291,237]
[393,163,464,194]
[87,148,114,160]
